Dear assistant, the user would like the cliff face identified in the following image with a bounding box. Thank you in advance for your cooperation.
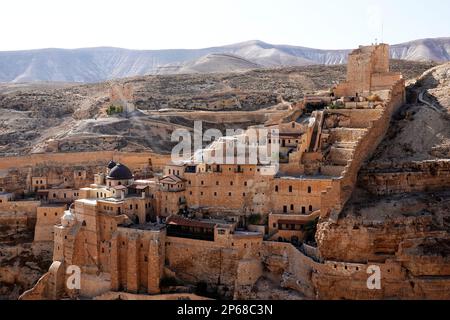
[312,63,450,299]
[0,224,52,300]
[311,191,450,300]
[317,191,450,263]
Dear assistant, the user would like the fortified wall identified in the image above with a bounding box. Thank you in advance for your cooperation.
[319,44,405,218]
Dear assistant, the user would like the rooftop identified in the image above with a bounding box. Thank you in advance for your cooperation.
[166,216,217,229]
[275,174,340,180]
[107,163,133,180]
[76,199,98,206]
[119,222,166,231]
[38,203,67,208]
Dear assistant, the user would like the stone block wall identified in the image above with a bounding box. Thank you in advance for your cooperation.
[34,205,66,242]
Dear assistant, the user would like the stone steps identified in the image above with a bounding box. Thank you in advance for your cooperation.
[329,146,354,166]
[328,127,367,143]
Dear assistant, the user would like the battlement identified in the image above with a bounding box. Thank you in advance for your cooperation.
[334,44,403,98]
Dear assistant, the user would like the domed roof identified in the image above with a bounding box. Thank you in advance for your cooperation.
[107,160,117,169]
[107,163,133,180]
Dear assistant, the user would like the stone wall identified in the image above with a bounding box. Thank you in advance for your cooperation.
[34,205,67,242]
[165,232,263,299]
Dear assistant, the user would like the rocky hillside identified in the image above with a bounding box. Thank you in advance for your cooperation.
[371,62,450,162]
[0,38,447,82]
[0,61,434,157]
[0,223,52,300]
[156,53,261,75]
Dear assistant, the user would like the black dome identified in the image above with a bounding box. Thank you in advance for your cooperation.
[107,160,117,169]
[107,163,133,180]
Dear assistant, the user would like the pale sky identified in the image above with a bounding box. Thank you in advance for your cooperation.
[1,0,449,51]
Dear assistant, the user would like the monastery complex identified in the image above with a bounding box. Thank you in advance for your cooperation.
[2,44,450,300]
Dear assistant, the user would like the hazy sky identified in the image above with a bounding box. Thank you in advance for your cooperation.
[1,0,449,51]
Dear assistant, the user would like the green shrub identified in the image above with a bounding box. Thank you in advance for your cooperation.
[248,213,262,225]
[106,104,124,115]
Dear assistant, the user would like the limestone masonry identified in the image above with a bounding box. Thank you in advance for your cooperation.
[1,44,449,300]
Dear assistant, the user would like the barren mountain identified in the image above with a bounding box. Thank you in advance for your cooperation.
[156,53,261,75]
[391,38,450,62]
[0,38,448,82]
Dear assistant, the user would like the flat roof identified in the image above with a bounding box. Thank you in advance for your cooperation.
[99,197,124,203]
[119,223,165,231]
[275,174,339,181]
[233,231,262,236]
[166,216,216,229]
[76,199,98,205]
[38,203,67,208]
